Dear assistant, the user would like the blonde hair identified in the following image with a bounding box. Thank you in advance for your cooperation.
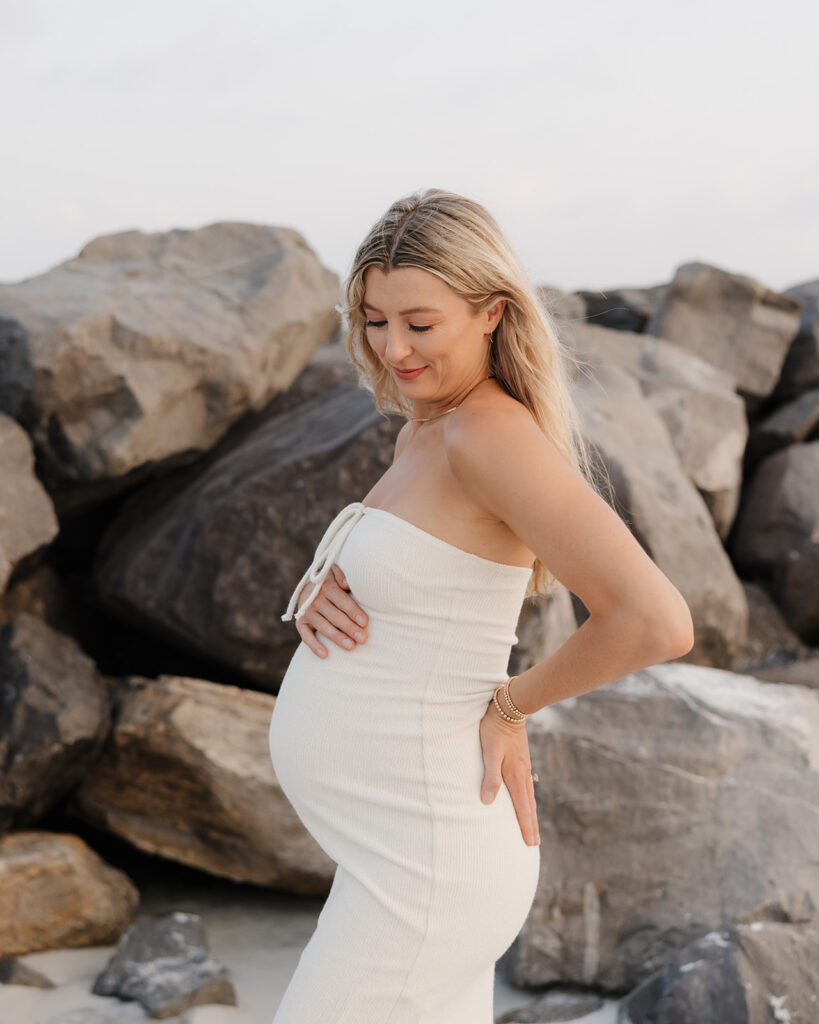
[337,187,604,599]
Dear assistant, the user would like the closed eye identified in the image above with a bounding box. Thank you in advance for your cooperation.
[365,320,432,333]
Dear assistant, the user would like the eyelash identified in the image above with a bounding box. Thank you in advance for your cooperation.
[365,320,432,333]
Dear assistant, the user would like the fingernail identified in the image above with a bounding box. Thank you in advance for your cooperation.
[342,638,353,649]
[355,631,365,642]
[355,615,365,625]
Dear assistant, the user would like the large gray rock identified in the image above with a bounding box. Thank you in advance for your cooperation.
[730,581,810,677]
[0,613,112,833]
[731,441,819,642]
[0,830,138,957]
[68,674,336,894]
[746,387,819,472]
[646,262,803,408]
[0,221,340,511]
[0,414,58,594]
[574,283,667,334]
[565,322,746,538]
[502,663,819,993]
[536,284,587,325]
[617,920,819,1024]
[780,277,819,399]
[572,361,747,666]
[93,383,401,687]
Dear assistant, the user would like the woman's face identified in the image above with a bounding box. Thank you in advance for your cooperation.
[362,265,502,401]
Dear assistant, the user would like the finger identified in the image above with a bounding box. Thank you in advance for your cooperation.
[328,567,368,629]
[300,601,361,651]
[313,576,369,641]
[295,619,328,658]
[505,765,540,846]
[294,577,359,652]
[480,751,503,804]
[330,564,350,590]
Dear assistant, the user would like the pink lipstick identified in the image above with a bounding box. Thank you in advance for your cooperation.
[392,365,427,380]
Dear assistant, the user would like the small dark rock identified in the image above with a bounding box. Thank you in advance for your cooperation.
[0,955,56,987]
[92,910,236,1019]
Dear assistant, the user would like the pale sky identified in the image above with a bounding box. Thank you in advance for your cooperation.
[3,0,818,295]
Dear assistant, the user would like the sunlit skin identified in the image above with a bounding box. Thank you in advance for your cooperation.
[360,265,505,423]
[288,264,695,849]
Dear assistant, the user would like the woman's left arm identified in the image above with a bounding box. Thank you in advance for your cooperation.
[447,399,695,717]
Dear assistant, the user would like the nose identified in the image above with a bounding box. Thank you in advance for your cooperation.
[383,329,416,363]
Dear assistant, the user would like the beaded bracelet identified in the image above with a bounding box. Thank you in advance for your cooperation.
[504,675,527,718]
[492,675,527,724]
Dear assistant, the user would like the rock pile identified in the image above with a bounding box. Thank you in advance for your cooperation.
[1,224,817,1020]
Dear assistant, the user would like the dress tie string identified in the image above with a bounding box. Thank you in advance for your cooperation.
[280,502,368,622]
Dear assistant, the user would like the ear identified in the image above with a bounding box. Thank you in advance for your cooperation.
[487,297,506,333]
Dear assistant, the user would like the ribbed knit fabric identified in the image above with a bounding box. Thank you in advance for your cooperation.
[269,501,540,1024]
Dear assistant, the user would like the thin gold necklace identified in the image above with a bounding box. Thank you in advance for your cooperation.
[408,375,494,423]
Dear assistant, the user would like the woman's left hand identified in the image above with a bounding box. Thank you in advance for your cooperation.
[478,691,540,847]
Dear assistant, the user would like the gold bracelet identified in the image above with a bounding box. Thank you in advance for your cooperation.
[493,684,526,724]
[503,675,528,718]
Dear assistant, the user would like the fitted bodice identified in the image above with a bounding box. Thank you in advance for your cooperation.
[280,501,532,700]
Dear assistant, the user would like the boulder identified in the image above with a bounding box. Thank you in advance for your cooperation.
[535,284,587,326]
[92,911,236,1019]
[0,414,58,594]
[0,613,112,833]
[0,221,340,512]
[565,321,746,538]
[730,580,809,677]
[731,441,819,642]
[745,387,819,473]
[68,674,336,894]
[645,262,802,409]
[779,277,819,399]
[503,663,819,993]
[571,361,747,666]
[0,830,138,957]
[617,920,819,1024]
[0,957,55,988]
[574,283,667,334]
[93,384,401,688]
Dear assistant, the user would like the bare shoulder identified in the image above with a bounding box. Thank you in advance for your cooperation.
[444,386,549,503]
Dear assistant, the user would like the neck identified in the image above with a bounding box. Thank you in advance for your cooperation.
[409,371,494,424]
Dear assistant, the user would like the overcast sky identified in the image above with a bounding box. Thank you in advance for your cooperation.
[3,0,817,296]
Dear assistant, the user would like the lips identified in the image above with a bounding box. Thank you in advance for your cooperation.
[392,365,427,379]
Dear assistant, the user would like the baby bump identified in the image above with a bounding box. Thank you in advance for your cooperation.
[269,642,437,828]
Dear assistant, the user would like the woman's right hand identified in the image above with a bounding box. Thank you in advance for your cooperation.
[294,564,369,658]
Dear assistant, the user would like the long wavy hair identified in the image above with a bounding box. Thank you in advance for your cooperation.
[337,187,603,599]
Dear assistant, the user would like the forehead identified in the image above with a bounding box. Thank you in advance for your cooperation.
[362,265,457,310]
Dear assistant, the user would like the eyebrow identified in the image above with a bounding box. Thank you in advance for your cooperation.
[362,302,443,315]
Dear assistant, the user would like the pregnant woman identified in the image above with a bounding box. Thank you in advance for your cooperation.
[269,188,694,1024]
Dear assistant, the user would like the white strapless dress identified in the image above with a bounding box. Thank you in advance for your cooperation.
[269,501,540,1024]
